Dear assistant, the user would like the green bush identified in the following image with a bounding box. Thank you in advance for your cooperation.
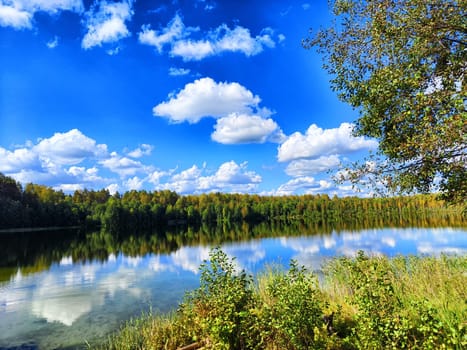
[180,248,256,349]
[256,261,329,349]
[327,252,467,349]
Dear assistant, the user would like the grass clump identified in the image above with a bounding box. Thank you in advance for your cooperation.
[96,249,466,350]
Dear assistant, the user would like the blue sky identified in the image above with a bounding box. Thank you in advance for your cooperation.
[0,0,379,196]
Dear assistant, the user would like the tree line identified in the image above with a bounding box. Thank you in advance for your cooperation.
[0,172,463,232]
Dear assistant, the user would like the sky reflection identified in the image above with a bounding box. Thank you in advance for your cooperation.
[0,227,466,349]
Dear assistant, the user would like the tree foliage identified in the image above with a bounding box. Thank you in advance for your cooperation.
[1,172,464,231]
[305,0,466,203]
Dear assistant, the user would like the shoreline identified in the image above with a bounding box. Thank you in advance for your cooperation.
[0,226,81,234]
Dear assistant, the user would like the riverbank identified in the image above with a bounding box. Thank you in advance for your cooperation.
[96,250,467,350]
[0,226,80,234]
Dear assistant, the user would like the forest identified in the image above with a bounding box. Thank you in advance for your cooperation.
[0,172,464,233]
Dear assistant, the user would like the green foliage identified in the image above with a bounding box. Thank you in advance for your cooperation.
[340,251,409,348]
[326,252,467,349]
[0,173,87,229]
[1,171,464,231]
[306,0,466,203]
[95,311,193,350]
[257,262,329,350]
[97,251,466,350]
[181,248,255,349]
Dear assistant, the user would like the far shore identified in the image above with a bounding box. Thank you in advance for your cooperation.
[0,226,80,234]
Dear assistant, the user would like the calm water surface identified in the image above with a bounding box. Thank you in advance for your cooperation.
[1,226,466,349]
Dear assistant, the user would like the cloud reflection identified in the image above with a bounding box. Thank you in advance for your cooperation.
[0,226,465,349]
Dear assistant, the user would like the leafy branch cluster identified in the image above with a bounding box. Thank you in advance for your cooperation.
[305,0,466,203]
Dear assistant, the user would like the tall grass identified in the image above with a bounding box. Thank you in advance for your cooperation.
[95,250,466,350]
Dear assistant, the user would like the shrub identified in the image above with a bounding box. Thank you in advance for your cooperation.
[180,248,256,349]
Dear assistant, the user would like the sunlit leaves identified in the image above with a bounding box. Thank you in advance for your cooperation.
[306,0,466,203]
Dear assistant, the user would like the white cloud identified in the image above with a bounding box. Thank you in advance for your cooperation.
[275,177,333,196]
[0,129,163,191]
[154,77,283,144]
[171,246,211,274]
[285,155,341,177]
[210,161,261,185]
[125,176,144,190]
[212,24,266,56]
[0,4,32,28]
[46,35,58,48]
[100,152,150,177]
[212,113,284,144]
[34,129,108,165]
[0,147,41,172]
[0,129,108,179]
[153,77,262,123]
[65,166,104,184]
[278,123,378,162]
[161,165,203,193]
[138,13,190,53]
[138,13,282,61]
[106,183,119,195]
[82,0,133,50]
[55,183,84,192]
[302,3,311,10]
[147,169,171,185]
[157,161,262,194]
[126,144,153,158]
[168,67,190,76]
[170,39,214,61]
[106,46,121,55]
[171,24,277,61]
[0,0,82,29]
[17,0,82,13]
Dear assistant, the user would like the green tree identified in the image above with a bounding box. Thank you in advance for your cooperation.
[0,172,22,202]
[305,0,466,203]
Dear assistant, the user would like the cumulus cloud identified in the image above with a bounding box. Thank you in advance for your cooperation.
[138,13,191,52]
[212,113,285,144]
[171,25,276,61]
[138,13,282,61]
[285,155,341,177]
[34,129,108,165]
[154,77,283,144]
[65,166,105,184]
[153,77,261,123]
[0,147,41,173]
[0,129,121,191]
[278,123,378,162]
[124,176,144,190]
[275,177,333,196]
[157,161,262,194]
[0,0,82,29]
[0,4,32,28]
[82,0,133,50]
[126,144,153,158]
[147,169,171,185]
[209,161,261,186]
[100,152,150,177]
[0,129,107,179]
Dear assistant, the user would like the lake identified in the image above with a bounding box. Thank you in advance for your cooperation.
[1,225,466,349]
